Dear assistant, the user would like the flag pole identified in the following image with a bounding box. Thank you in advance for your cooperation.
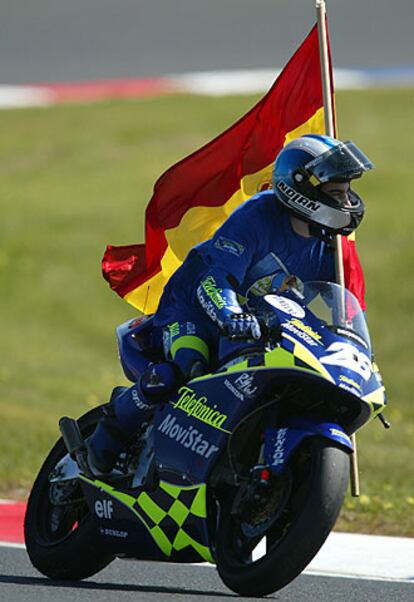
[315,0,360,497]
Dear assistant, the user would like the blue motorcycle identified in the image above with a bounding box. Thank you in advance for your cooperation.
[25,281,387,596]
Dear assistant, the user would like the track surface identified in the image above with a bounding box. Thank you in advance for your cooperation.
[1,1,414,84]
[1,545,413,602]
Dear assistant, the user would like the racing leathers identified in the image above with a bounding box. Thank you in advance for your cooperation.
[155,190,335,335]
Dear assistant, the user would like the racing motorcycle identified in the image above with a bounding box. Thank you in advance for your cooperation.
[25,281,387,597]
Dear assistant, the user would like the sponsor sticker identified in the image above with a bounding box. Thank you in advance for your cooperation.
[158,413,220,459]
[276,181,321,214]
[199,275,226,309]
[329,428,352,445]
[214,236,245,257]
[172,386,229,432]
[224,378,244,400]
[339,383,361,396]
[282,318,323,347]
[272,428,288,466]
[288,318,322,343]
[132,387,152,410]
[100,527,128,539]
[95,499,114,519]
[339,374,362,391]
[234,372,257,397]
[265,295,306,318]
[186,321,196,335]
[224,372,257,400]
[168,322,180,338]
[336,327,369,350]
[247,274,274,297]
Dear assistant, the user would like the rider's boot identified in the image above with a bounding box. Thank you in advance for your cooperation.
[87,362,182,476]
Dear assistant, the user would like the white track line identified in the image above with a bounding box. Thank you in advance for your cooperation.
[193,531,414,582]
[306,531,414,582]
[2,532,414,584]
[303,570,414,585]
[0,541,25,549]
[1,66,414,109]
[0,86,52,108]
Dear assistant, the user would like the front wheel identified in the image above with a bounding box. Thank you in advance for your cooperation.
[24,406,114,580]
[215,437,350,597]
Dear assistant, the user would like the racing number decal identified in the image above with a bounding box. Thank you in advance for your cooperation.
[320,342,372,380]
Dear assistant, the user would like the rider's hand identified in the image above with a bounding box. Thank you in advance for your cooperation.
[223,313,262,341]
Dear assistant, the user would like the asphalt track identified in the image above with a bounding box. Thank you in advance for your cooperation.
[1,544,414,602]
[1,1,414,84]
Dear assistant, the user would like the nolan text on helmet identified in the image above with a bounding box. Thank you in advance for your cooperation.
[276,181,321,215]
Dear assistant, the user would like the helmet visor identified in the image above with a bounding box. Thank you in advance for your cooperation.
[305,141,374,183]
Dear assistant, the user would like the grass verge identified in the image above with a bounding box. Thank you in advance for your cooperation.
[0,89,413,535]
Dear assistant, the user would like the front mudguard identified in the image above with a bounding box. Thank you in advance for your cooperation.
[263,416,353,476]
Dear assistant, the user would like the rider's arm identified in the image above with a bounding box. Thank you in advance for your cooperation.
[196,269,261,340]
[196,202,261,340]
[204,201,258,285]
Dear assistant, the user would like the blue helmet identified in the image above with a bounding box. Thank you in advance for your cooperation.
[272,134,374,236]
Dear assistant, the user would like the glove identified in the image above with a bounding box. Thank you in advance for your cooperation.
[197,270,261,340]
[223,312,262,341]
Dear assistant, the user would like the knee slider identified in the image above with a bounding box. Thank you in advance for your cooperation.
[171,347,209,381]
[188,359,208,379]
[141,361,184,399]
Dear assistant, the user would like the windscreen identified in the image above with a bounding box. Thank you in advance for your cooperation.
[301,281,371,352]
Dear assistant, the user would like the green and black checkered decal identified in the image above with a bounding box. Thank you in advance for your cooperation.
[82,476,214,562]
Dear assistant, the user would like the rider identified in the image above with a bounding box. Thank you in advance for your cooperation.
[87,134,374,475]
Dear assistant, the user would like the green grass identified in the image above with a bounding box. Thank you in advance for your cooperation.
[1,89,413,535]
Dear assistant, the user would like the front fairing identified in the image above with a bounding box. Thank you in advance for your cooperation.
[152,283,386,487]
[261,282,386,415]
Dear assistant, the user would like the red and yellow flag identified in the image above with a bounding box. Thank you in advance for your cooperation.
[103,24,365,313]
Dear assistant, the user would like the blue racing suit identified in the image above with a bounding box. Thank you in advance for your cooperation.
[154,190,335,372]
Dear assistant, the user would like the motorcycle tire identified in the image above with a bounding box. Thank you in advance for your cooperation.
[215,436,350,597]
[24,406,115,580]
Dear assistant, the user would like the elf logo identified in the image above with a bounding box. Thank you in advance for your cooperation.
[95,499,114,519]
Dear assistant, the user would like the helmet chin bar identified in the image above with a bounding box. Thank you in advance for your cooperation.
[277,180,365,237]
[305,198,363,236]
[295,209,352,237]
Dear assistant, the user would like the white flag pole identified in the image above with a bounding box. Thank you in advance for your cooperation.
[315,0,360,497]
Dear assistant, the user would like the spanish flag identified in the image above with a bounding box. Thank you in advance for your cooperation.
[102,24,365,313]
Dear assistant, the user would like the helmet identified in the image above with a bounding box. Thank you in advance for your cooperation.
[272,134,374,236]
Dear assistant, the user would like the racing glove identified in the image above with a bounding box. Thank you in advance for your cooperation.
[223,312,261,340]
[197,270,261,340]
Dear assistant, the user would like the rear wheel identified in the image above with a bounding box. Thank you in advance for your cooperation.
[24,406,114,580]
[215,437,349,597]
